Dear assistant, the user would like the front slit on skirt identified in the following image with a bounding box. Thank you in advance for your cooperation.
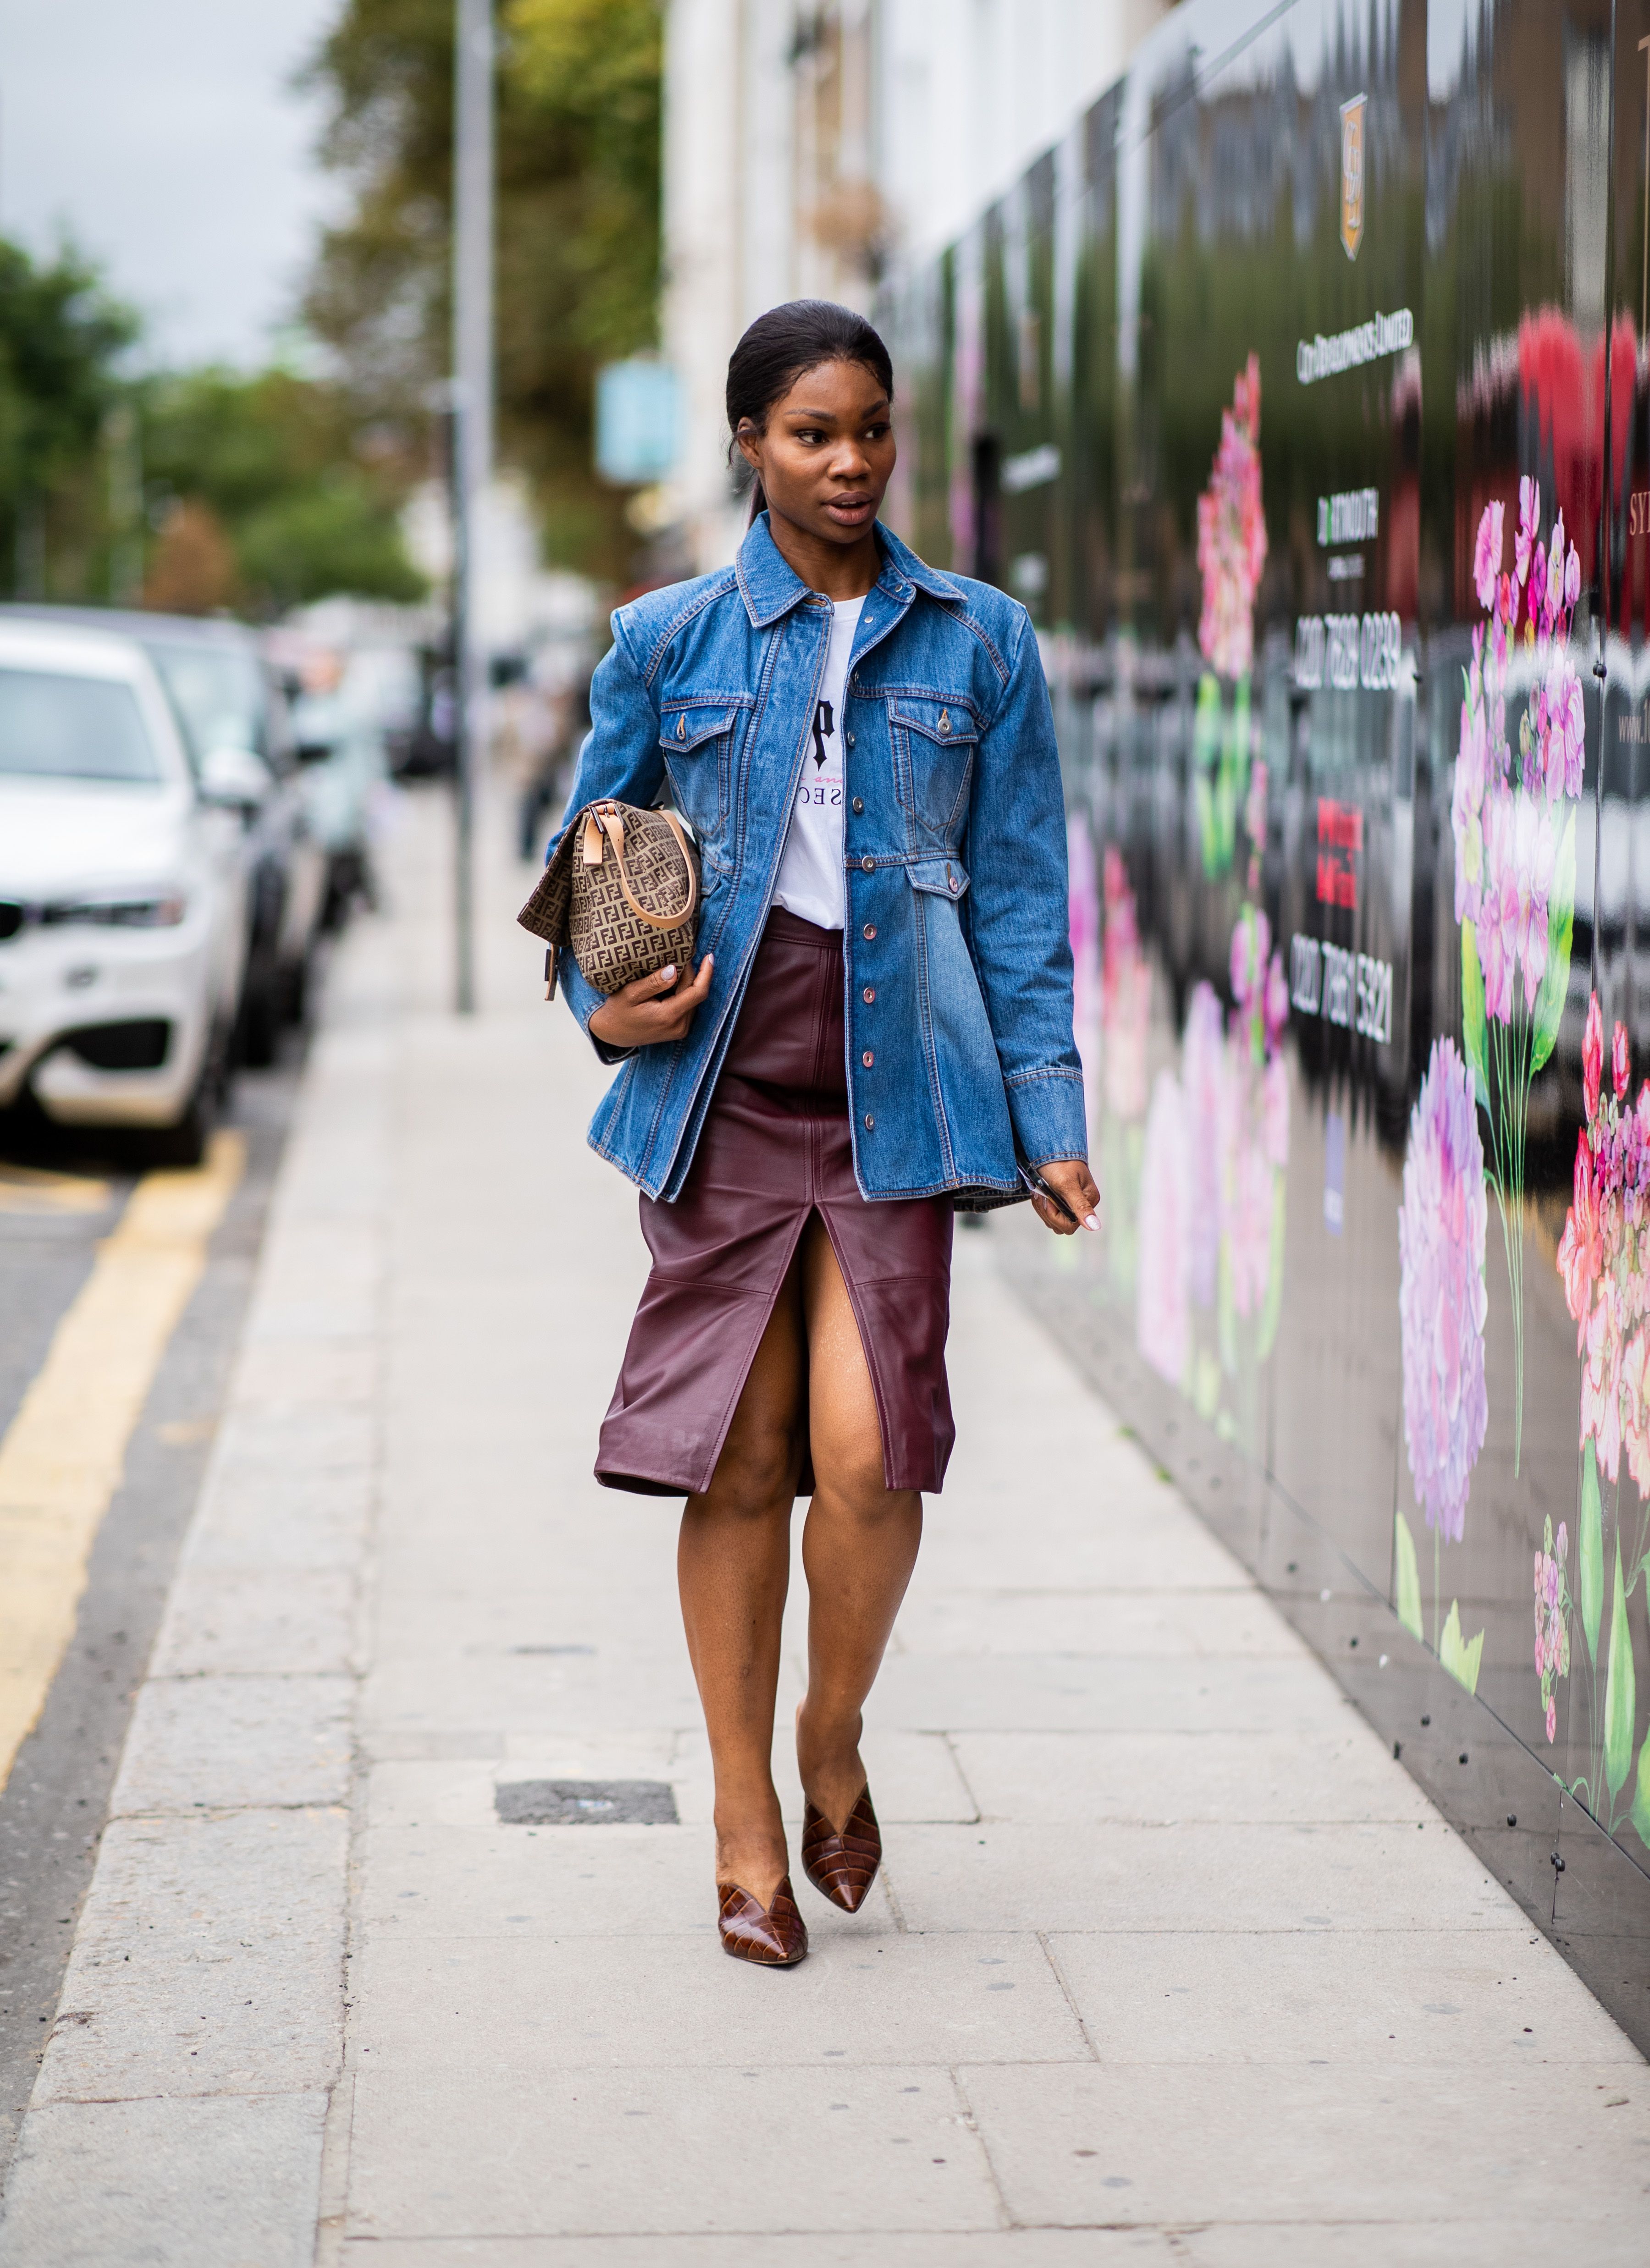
[595,907,956,1498]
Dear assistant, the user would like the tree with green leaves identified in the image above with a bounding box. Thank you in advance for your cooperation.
[302,0,662,579]
[0,238,137,600]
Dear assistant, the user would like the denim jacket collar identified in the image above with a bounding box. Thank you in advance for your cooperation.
[734,512,962,629]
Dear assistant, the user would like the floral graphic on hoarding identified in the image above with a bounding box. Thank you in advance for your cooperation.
[1197,354,1266,682]
[1556,993,1650,1842]
[1452,479,1583,1469]
[1135,905,1288,1435]
[1535,1518,1572,1748]
[1394,1037,1489,1691]
[1192,358,1266,880]
[1092,840,1150,1302]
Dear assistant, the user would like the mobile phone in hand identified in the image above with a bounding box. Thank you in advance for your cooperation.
[1017,1162,1080,1225]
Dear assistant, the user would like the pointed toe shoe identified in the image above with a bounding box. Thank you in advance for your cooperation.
[717,1876,809,1965]
[800,1785,881,1912]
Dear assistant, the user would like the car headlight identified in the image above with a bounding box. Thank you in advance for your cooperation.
[40,891,188,929]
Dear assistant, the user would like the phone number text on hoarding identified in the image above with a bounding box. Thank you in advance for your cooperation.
[1290,934,1392,1044]
[1293,611,1402,691]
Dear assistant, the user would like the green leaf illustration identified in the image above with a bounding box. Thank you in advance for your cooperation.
[1630,1733,1650,1854]
[1530,808,1576,1073]
[1439,1599,1485,1694]
[1604,1535,1637,1800]
[1461,922,1490,1110]
[1394,1511,1424,1643]
[1580,1439,1604,1666]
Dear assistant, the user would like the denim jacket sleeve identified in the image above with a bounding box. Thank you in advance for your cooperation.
[963,610,1088,1166]
[547,618,666,1065]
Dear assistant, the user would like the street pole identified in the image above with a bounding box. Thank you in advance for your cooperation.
[451,0,494,1016]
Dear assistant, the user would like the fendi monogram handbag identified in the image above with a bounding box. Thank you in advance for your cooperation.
[518,800,700,999]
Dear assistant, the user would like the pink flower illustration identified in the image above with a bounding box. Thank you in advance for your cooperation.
[1561,998,1650,1487]
[1473,499,1504,611]
[1100,845,1150,1123]
[1452,484,1582,1028]
[1182,982,1225,1310]
[1533,1516,1572,1745]
[1196,357,1267,681]
[1399,1038,1490,1542]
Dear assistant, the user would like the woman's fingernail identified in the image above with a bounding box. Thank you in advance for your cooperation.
[661,964,677,982]
[1084,1213,1101,1231]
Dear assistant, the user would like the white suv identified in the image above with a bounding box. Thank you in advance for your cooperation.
[0,621,253,1164]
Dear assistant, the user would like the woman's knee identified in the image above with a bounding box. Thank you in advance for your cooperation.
[704,1422,804,1515]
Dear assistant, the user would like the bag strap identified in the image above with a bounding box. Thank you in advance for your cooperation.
[582,803,699,932]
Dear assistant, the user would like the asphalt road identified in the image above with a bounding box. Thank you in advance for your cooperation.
[0,1065,298,2170]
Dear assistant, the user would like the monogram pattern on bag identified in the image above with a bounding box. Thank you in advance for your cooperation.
[518,802,699,996]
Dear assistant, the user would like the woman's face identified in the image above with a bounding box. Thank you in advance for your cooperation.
[737,359,896,546]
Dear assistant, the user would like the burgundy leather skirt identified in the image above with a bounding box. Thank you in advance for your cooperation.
[596,907,955,1498]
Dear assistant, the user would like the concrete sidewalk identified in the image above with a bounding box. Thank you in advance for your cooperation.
[3,790,1646,2265]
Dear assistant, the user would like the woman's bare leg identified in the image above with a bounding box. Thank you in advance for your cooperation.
[795,1214,923,1829]
[677,1265,806,1905]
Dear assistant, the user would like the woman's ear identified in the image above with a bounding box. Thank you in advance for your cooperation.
[734,419,762,474]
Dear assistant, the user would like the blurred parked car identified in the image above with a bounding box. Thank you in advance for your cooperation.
[0,619,254,1164]
[0,606,329,1066]
[285,646,395,928]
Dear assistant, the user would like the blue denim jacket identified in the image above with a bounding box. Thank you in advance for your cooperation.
[551,514,1085,1204]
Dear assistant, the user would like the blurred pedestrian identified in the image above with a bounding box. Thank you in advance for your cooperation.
[546,300,1098,1965]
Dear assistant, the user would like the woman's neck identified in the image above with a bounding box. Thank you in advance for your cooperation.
[764,509,881,601]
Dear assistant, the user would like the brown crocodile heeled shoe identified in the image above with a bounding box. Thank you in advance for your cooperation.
[717,1877,809,1966]
[800,1785,881,1912]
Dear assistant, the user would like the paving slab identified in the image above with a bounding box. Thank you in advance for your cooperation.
[109,1673,352,1813]
[344,2064,1002,2238]
[1045,1927,1644,2065]
[0,2093,327,2268]
[957,2059,1650,2229]
[32,1809,348,2102]
[351,1928,1087,2067]
[887,1819,1525,1933]
[343,2238,1170,2267]
[950,1727,1433,1824]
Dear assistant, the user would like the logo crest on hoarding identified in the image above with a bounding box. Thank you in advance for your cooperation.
[1340,94,1366,261]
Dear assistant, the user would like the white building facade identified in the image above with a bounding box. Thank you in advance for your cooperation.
[661,0,1175,570]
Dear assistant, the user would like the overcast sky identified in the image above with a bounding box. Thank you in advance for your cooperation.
[0,0,344,369]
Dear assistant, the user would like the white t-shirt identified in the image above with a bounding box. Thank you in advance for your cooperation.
[773,595,865,930]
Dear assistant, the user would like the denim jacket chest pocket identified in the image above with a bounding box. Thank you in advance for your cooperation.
[888,696,979,841]
[658,696,750,839]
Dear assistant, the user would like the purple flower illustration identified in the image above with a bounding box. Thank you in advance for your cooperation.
[1137,1067,1189,1385]
[1399,1038,1490,1542]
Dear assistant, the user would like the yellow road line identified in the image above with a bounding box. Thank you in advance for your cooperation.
[0,1164,111,1214]
[0,1129,244,1793]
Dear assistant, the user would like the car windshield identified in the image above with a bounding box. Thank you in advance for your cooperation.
[144,644,265,768]
[0,668,160,784]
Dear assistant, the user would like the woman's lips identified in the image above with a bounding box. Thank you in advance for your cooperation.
[825,494,874,521]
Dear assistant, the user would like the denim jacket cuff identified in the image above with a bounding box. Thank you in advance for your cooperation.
[1004,1066,1088,1167]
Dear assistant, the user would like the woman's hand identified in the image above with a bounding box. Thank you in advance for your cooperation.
[588,955,714,1049]
[1030,1157,1102,1237]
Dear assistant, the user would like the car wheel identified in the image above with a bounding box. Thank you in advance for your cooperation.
[144,1022,229,1170]
[279,949,310,1028]
[238,971,281,1068]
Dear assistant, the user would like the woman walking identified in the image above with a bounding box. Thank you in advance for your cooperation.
[549,300,1099,1965]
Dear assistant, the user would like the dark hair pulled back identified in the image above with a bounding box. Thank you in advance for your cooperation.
[726,300,894,523]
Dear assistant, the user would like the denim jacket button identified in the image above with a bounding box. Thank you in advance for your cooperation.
[862,922,876,940]
[862,986,875,1004]
[863,1114,874,1130]
[861,855,875,873]
[852,796,864,813]
[862,1050,874,1068]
